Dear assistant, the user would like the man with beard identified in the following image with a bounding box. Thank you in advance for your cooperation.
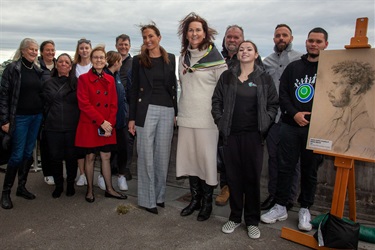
[322,60,375,158]
[221,25,244,69]
[261,27,328,232]
[261,24,303,211]
[215,25,244,207]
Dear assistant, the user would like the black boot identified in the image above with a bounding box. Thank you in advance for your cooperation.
[65,159,77,197]
[16,158,36,200]
[52,176,63,198]
[180,176,202,216]
[197,180,214,221]
[1,166,18,209]
[66,182,75,197]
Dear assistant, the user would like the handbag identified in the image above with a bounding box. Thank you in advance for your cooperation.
[313,213,360,249]
[0,129,11,165]
[217,137,225,173]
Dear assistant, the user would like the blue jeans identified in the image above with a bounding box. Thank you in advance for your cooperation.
[8,114,42,168]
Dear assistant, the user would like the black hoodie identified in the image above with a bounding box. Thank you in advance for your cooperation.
[279,54,318,127]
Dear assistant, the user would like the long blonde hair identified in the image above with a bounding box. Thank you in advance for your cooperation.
[13,38,39,64]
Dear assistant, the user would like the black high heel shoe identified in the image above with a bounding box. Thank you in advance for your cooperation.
[85,192,95,203]
[157,202,165,208]
[104,191,127,200]
[145,207,158,214]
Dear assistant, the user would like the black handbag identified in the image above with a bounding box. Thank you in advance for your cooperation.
[0,129,11,150]
[313,213,360,249]
[0,129,11,165]
[217,137,225,173]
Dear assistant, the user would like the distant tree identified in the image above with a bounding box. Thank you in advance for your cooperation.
[0,60,12,82]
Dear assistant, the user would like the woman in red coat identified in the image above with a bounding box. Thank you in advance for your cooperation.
[75,46,127,202]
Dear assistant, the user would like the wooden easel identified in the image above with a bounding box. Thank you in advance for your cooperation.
[280,17,373,249]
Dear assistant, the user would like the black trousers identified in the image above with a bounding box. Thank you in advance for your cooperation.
[45,130,78,186]
[110,127,128,175]
[40,132,54,176]
[265,122,300,202]
[275,123,320,208]
[224,131,263,226]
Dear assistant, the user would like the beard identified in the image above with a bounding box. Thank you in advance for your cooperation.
[329,88,351,107]
[276,42,288,52]
[308,52,319,58]
[226,44,238,54]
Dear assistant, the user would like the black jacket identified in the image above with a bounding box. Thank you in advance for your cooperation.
[38,56,56,82]
[129,53,177,127]
[0,59,43,135]
[41,76,79,131]
[211,64,279,143]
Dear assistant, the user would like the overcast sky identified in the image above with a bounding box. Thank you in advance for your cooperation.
[0,0,374,59]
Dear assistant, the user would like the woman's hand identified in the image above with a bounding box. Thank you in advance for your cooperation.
[1,123,9,133]
[101,120,113,133]
[128,120,136,136]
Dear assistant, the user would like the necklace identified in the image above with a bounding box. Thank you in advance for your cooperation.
[22,61,34,70]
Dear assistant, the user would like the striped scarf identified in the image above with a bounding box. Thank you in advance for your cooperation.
[182,44,226,74]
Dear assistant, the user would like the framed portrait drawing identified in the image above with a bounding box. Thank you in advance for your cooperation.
[307,48,375,161]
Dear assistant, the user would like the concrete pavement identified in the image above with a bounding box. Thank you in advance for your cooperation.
[0,170,373,249]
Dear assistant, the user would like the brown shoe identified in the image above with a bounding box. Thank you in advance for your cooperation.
[215,185,229,206]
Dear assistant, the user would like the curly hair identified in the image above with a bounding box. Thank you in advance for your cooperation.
[332,60,375,95]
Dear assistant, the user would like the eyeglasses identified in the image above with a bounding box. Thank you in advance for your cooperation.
[78,38,91,45]
[92,56,105,61]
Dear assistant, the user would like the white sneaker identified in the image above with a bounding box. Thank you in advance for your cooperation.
[44,176,55,185]
[222,221,241,234]
[118,176,128,191]
[76,174,87,186]
[98,175,106,190]
[261,204,288,224]
[298,208,312,231]
[247,225,261,239]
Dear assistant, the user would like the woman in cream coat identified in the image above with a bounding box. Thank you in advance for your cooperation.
[176,12,227,221]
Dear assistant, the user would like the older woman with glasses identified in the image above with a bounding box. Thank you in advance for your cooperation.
[75,46,127,203]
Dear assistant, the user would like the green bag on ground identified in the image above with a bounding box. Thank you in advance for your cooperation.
[311,213,375,243]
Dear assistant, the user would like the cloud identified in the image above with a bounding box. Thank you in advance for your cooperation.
[0,0,374,59]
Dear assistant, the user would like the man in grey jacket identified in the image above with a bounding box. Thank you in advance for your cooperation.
[261,24,302,211]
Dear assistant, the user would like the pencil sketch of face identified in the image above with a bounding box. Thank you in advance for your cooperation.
[328,76,352,107]
[328,60,375,107]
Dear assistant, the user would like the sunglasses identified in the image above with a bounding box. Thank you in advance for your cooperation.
[77,39,91,45]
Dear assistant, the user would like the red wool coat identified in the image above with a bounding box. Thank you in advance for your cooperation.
[75,70,118,148]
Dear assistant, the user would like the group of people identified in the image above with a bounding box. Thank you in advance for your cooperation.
[0,12,330,240]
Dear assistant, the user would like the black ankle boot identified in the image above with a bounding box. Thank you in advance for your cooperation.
[1,166,18,209]
[197,181,213,221]
[66,182,75,197]
[52,186,64,198]
[1,191,13,209]
[16,158,35,200]
[181,176,202,216]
